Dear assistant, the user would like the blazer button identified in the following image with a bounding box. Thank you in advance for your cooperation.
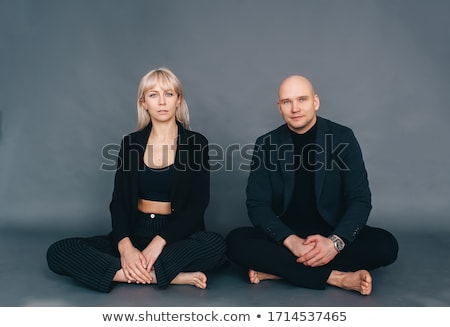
[150,213,155,219]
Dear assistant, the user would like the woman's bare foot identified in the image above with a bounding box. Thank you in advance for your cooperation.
[327,270,372,295]
[115,269,207,289]
[248,269,281,284]
[171,272,207,289]
[113,269,131,283]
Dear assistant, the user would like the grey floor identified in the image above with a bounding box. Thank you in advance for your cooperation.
[1,225,450,307]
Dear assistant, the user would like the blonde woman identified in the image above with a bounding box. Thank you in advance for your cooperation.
[47,67,226,292]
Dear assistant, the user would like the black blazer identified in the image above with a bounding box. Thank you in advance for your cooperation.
[246,116,372,244]
[109,121,210,245]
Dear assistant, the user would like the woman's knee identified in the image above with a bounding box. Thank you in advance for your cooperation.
[46,239,67,273]
[191,231,227,255]
[46,238,80,270]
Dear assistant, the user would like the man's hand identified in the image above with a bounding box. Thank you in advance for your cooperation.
[296,234,337,267]
[283,234,315,258]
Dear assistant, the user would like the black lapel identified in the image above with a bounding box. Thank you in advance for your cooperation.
[315,116,326,201]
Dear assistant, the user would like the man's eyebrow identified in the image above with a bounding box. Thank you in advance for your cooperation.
[279,95,310,100]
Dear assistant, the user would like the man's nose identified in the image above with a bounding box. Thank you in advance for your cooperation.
[291,99,301,112]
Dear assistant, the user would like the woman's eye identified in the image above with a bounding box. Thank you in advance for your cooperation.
[165,92,173,97]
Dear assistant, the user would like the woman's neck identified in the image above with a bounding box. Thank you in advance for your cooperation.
[149,120,178,143]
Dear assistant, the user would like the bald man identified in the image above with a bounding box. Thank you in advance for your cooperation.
[226,75,398,295]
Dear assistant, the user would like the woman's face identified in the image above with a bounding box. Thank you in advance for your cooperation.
[141,84,180,124]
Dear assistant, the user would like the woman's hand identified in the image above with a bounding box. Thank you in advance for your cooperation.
[118,237,152,284]
[141,235,167,272]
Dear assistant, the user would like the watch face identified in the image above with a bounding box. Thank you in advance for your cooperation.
[336,239,345,251]
[329,235,345,252]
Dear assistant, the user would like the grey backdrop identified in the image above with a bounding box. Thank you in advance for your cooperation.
[1,0,449,236]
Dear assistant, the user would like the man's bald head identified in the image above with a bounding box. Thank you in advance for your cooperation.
[278,75,316,99]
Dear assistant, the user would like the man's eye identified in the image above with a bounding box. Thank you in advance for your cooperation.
[282,100,291,105]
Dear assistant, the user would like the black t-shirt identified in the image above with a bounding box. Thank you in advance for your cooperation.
[281,121,332,237]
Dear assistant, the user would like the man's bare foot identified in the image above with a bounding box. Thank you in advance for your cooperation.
[171,272,207,289]
[327,270,372,295]
[248,269,281,284]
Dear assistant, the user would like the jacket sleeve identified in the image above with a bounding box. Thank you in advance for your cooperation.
[246,135,295,243]
[109,136,133,245]
[331,129,372,243]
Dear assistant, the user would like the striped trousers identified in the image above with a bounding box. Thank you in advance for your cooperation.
[46,212,227,292]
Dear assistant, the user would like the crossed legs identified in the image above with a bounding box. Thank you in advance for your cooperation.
[227,226,397,295]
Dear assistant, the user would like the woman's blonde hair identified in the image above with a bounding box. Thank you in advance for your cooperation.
[136,67,190,131]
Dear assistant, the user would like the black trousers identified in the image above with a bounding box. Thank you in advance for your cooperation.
[226,226,398,289]
[47,213,227,293]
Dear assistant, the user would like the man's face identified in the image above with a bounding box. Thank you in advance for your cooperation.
[277,76,320,134]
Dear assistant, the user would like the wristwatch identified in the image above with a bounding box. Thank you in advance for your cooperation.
[328,234,345,253]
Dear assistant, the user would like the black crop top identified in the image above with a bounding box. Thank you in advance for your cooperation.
[138,164,174,202]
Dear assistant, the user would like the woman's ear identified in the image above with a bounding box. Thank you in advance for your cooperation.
[139,97,147,110]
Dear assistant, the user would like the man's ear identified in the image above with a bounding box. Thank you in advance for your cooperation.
[314,94,320,111]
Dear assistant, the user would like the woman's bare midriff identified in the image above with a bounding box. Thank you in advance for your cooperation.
[138,199,172,215]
